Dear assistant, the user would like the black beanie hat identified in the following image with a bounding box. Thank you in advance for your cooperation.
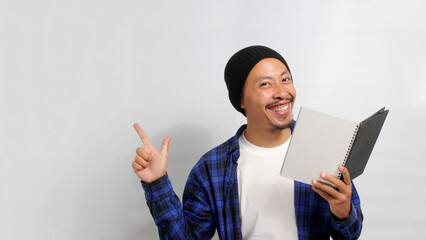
[224,45,291,116]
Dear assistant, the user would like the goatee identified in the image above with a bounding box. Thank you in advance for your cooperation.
[275,118,294,130]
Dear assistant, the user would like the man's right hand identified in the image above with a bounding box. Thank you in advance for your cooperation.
[132,123,171,183]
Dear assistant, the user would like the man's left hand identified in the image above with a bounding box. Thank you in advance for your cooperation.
[312,165,352,219]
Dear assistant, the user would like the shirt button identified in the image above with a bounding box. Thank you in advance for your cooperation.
[228,180,232,185]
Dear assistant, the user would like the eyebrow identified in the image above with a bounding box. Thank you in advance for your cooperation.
[256,70,291,82]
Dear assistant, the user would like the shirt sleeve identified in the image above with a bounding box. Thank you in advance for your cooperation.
[329,182,364,240]
[141,172,216,239]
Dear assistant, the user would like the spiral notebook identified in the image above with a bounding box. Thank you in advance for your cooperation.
[280,107,388,185]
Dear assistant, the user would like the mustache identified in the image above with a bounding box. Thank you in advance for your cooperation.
[265,97,294,109]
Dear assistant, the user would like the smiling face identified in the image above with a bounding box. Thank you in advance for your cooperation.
[241,58,296,132]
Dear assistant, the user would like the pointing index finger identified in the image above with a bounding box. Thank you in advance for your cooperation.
[133,123,152,146]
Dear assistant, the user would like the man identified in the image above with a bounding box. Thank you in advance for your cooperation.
[132,46,363,239]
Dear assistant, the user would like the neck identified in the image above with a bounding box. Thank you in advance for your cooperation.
[243,124,292,148]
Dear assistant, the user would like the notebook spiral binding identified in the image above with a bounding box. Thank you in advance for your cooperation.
[337,124,360,179]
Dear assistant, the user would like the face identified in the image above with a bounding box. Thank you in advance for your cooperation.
[241,58,296,131]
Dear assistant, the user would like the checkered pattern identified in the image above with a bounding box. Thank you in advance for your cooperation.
[142,124,363,239]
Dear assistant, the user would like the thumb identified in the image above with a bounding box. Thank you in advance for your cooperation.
[160,136,171,154]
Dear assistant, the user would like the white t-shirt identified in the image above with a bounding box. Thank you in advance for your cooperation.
[237,132,298,239]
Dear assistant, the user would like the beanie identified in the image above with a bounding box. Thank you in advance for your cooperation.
[224,45,291,116]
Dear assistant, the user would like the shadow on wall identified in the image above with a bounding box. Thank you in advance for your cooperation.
[131,221,159,239]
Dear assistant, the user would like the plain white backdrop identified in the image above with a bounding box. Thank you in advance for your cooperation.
[1,0,425,239]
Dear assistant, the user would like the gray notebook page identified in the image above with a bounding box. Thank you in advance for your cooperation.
[280,107,358,185]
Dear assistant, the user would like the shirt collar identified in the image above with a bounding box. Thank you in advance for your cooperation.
[228,120,296,163]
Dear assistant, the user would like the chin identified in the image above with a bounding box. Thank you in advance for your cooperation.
[272,119,294,130]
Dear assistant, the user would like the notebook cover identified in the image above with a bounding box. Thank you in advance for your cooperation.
[344,108,389,180]
[281,107,359,185]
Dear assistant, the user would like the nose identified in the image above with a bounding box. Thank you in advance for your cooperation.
[273,82,288,99]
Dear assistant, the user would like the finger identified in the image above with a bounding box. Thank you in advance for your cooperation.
[135,155,149,168]
[319,172,346,192]
[312,178,341,199]
[136,147,151,161]
[339,165,352,186]
[160,136,171,155]
[312,183,333,201]
[132,161,144,171]
[133,123,152,146]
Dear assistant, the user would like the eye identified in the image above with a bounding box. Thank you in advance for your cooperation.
[282,77,291,83]
[260,82,270,87]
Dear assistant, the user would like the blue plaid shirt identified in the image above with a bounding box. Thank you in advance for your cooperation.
[142,124,363,239]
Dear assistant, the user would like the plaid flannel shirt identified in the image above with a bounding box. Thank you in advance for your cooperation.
[142,124,363,239]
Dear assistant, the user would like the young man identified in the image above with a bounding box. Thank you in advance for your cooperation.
[132,46,363,239]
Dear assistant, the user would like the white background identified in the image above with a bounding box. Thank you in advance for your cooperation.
[1,0,425,239]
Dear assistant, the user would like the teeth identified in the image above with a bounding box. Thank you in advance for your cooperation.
[272,104,288,112]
